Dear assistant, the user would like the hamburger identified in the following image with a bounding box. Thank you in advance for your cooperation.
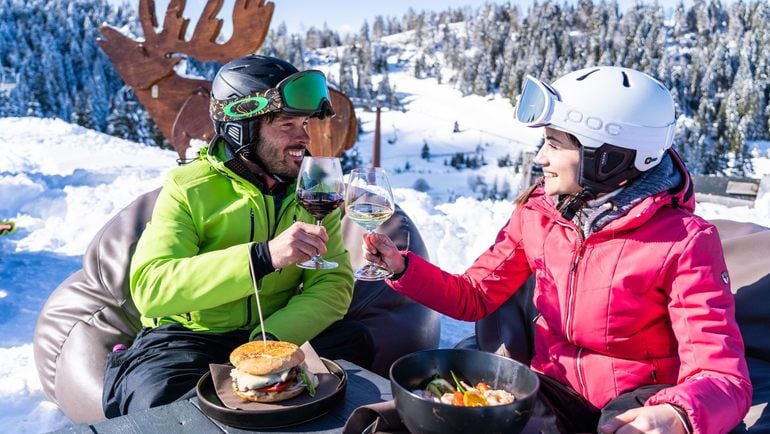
[229,341,318,402]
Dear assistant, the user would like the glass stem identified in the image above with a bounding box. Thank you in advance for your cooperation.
[312,219,323,263]
[366,229,377,271]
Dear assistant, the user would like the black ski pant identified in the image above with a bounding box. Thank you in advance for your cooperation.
[102,320,373,418]
[526,373,670,433]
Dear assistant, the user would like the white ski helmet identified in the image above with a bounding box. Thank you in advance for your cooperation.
[515,66,676,194]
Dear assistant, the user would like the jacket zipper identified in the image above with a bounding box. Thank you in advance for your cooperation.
[576,347,587,398]
[566,246,583,343]
[570,245,588,397]
[555,219,587,396]
[249,208,255,242]
[245,294,253,327]
[244,208,256,328]
[554,220,584,344]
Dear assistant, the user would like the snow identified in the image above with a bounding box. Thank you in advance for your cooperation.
[1,71,769,431]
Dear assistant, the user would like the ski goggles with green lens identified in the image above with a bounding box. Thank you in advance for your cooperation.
[513,75,675,150]
[210,70,335,122]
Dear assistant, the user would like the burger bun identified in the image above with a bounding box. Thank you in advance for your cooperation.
[230,341,305,375]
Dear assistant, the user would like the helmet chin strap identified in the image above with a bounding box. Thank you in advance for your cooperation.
[559,143,640,221]
[559,189,596,221]
[217,119,291,192]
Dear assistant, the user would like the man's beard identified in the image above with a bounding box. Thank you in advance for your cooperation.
[253,140,301,179]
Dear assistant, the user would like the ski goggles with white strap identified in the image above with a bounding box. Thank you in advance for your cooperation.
[211,70,334,122]
[513,75,675,150]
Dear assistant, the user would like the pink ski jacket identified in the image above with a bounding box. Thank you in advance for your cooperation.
[389,153,751,433]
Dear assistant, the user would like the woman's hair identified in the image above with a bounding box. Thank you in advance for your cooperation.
[514,132,582,206]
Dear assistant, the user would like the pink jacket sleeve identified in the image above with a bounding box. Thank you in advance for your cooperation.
[646,225,752,434]
[389,211,532,321]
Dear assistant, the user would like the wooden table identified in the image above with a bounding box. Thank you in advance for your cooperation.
[56,360,392,433]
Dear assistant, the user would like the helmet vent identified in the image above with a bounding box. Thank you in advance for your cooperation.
[576,69,599,81]
[225,124,242,144]
[621,71,630,87]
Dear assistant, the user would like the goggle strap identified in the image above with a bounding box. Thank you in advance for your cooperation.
[211,89,283,122]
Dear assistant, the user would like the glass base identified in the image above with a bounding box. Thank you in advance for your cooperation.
[297,257,338,270]
[354,264,393,281]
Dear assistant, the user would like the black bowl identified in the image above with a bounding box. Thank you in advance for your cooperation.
[389,349,539,434]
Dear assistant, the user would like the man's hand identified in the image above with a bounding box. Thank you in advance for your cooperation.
[268,222,329,269]
[599,404,687,434]
[363,232,405,275]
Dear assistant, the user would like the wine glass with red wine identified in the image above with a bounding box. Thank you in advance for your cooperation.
[295,156,345,270]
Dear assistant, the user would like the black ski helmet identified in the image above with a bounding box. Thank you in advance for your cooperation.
[211,55,299,102]
[209,55,333,157]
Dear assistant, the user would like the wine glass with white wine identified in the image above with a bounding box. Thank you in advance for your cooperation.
[295,156,345,270]
[345,167,396,281]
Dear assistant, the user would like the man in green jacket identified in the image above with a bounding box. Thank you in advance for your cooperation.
[102,55,370,417]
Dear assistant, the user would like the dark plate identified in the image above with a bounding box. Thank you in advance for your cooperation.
[195,358,347,430]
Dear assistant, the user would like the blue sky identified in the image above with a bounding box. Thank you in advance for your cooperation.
[272,0,498,34]
[112,0,689,36]
[272,0,689,34]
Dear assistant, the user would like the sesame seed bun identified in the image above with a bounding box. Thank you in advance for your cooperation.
[229,341,305,376]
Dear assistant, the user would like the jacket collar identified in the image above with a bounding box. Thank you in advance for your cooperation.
[201,138,293,196]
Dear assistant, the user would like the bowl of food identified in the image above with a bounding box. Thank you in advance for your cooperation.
[389,349,539,434]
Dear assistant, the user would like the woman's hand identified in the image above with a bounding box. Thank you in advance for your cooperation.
[599,404,687,434]
[362,232,405,275]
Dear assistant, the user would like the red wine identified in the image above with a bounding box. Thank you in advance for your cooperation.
[297,192,344,220]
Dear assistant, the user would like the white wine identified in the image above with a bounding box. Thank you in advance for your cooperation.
[347,203,394,230]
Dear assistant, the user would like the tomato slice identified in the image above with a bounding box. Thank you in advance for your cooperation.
[258,381,291,393]
[453,391,464,406]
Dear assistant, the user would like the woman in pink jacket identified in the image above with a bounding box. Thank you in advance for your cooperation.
[365,66,751,434]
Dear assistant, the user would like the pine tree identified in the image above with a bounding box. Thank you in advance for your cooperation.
[372,16,385,41]
[355,22,374,108]
[288,34,305,70]
[338,50,356,99]
[106,85,158,145]
[305,27,322,50]
[5,0,770,163]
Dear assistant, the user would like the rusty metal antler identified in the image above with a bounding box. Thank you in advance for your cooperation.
[139,0,274,64]
[99,0,357,160]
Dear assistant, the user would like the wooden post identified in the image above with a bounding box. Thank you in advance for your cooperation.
[373,106,381,168]
[519,151,534,193]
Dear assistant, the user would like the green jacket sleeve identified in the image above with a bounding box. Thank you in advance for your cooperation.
[129,178,255,318]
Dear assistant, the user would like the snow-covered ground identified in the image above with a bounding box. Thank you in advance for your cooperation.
[1,70,769,432]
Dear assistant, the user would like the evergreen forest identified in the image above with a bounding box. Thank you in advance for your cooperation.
[1,0,769,176]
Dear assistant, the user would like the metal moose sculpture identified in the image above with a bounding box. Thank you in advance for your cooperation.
[98,0,357,160]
